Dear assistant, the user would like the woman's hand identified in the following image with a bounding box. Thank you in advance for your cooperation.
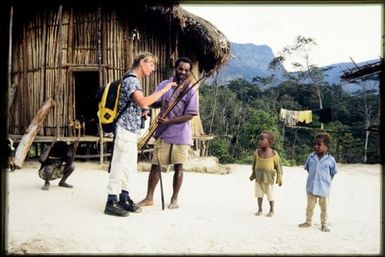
[161,82,177,93]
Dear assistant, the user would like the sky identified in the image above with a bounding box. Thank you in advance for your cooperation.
[181,4,383,71]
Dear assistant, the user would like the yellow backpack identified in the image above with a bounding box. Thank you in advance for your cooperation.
[97,74,136,133]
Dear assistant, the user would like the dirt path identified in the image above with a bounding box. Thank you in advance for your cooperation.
[6,161,382,254]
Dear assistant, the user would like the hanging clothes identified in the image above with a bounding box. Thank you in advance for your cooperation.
[319,108,332,123]
[280,108,299,126]
[297,110,312,124]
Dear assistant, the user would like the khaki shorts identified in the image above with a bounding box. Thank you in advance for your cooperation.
[151,138,189,165]
[255,182,274,201]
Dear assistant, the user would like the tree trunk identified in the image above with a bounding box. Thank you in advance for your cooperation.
[318,89,324,130]
[14,98,55,168]
[291,129,298,160]
[209,77,219,135]
[364,130,370,163]
[335,137,340,162]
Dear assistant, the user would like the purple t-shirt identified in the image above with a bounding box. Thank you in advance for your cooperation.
[154,77,198,145]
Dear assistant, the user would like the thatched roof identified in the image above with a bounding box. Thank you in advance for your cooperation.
[145,5,231,75]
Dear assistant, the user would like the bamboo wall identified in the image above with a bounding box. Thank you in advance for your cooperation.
[9,5,179,137]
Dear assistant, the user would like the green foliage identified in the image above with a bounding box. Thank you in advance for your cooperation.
[339,132,364,163]
[208,137,234,163]
[228,78,261,102]
[237,109,278,152]
[199,36,380,165]
[200,77,380,165]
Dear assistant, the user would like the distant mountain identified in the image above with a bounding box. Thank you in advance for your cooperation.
[208,42,379,93]
[321,60,380,93]
[206,42,286,85]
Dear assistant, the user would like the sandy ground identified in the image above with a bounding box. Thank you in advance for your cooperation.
[5,160,383,255]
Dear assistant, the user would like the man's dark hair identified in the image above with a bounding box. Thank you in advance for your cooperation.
[175,57,193,71]
[314,133,332,147]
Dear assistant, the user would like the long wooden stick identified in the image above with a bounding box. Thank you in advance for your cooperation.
[159,170,165,210]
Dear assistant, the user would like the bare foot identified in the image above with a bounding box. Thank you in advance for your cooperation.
[136,199,154,207]
[42,183,50,190]
[59,182,73,188]
[299,222,311,228]
[266,211,274,217]
[321,225,330,232]
[168,200,179,209]
[255,210,262,216]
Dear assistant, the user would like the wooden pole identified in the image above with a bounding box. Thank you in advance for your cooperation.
[14,98,55,168]
[55,4,63,137]
[97,6,104,165]
[7,5,13,134]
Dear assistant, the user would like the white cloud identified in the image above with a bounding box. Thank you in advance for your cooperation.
[182,4,382,70]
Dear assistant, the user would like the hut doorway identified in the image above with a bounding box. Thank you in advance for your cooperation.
[74,71,99,136]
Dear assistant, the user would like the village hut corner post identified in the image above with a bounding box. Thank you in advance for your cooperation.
[7,1,230,165]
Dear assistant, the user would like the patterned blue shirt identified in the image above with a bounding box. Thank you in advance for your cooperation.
[304,152,337,197]
[116,73,142,134]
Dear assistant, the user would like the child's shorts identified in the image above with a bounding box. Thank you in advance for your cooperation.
[255,182,274,201]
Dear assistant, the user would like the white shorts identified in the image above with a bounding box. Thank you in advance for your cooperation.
[255,182,274,201]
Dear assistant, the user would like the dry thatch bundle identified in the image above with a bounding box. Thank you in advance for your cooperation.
[145,5,231,75]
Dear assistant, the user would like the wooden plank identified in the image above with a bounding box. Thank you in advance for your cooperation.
[9,134,114,143]
[75,153,111,159]
[14,98,55,168]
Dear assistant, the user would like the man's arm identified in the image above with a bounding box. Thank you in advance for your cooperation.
[157,114,194,125]
[150,102,162,109]
[249,153,256,181]
[65,140,80,164]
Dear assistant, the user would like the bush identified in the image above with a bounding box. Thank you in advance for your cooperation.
[208,138,234,163]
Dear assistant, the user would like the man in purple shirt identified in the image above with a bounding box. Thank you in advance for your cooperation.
[137,57,198,209]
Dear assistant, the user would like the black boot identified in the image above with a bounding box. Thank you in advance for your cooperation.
[119,196,142,213]
[104,200,129,217]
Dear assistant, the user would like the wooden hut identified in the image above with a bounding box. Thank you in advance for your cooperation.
[7,2,230,164]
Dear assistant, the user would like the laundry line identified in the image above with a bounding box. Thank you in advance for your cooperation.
[279,107,332,127]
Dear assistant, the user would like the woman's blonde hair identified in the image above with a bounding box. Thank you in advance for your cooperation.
[130,52,157,70]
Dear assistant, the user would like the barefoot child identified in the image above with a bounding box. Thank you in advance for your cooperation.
[249,130,282,217]
[299,133,337,232]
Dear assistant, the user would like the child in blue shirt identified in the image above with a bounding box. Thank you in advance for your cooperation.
[299,133,337,232]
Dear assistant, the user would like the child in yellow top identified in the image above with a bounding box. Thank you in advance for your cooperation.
[249,130,282,217]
